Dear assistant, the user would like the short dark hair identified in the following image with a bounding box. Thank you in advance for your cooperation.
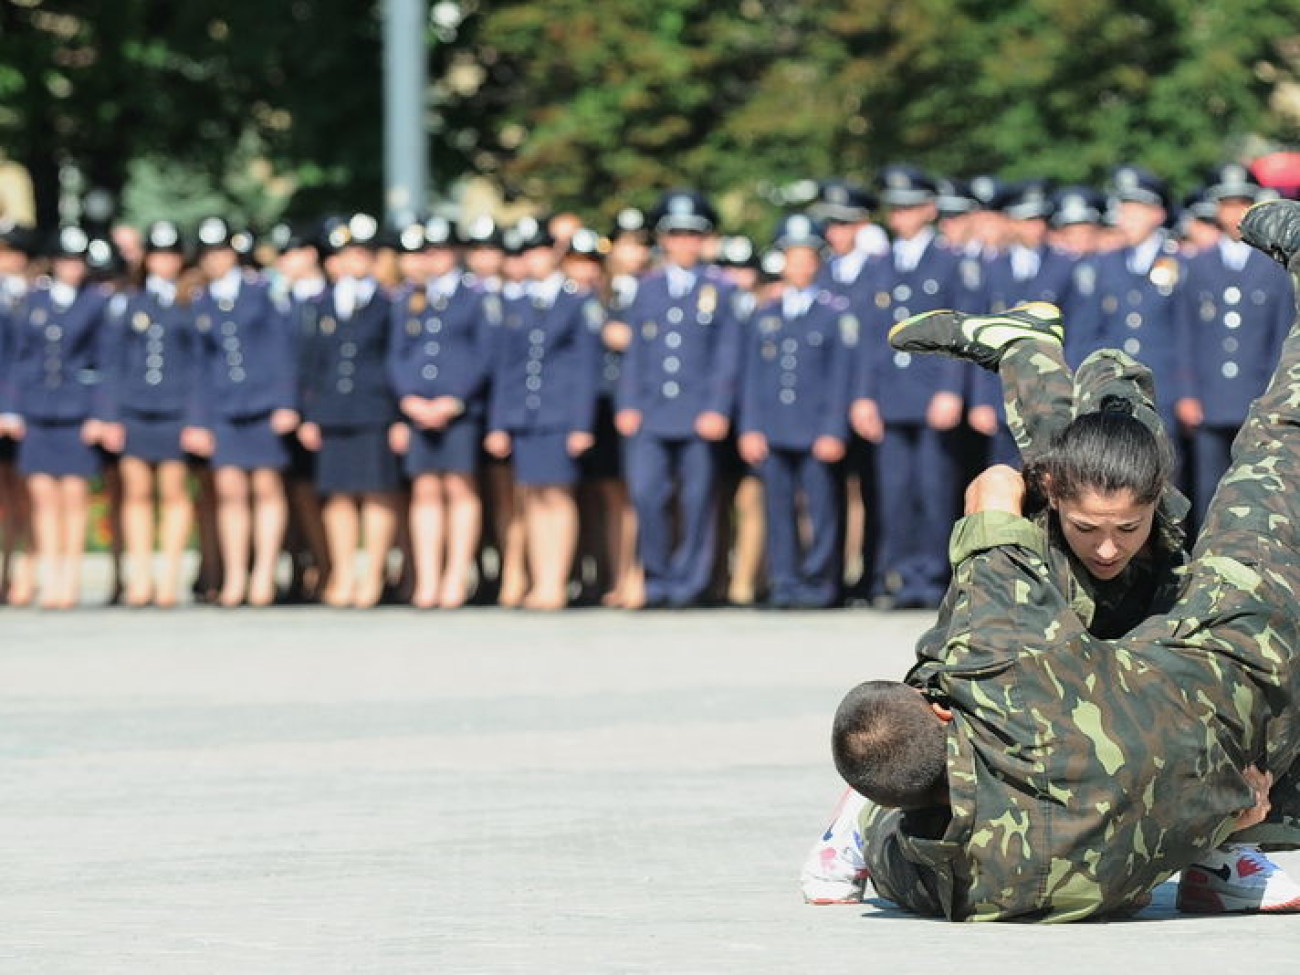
[1027,402,1172,507]
[832,680,949,809]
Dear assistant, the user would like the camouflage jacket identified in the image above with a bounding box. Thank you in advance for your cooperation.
[898,510,1300,921]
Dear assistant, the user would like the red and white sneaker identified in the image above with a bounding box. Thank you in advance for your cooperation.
[1176,844,1300,914]
[800,788,870,904]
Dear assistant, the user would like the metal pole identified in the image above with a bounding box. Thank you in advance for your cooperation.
[383,0,428,225]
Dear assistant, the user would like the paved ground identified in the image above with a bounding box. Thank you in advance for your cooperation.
[3,568,1299,972]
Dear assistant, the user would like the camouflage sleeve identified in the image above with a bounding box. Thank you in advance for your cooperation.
[948,511,1046,567]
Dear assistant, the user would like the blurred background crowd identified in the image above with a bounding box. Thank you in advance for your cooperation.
[0,1,1299,610]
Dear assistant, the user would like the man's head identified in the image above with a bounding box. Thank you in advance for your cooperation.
[832,680,951,809]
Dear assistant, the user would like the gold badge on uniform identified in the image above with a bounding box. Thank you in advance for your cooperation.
[760,316,781,334]
[642,321,658,340]
[698,285,717,317]
[1102,296,1118,315]
[407,318,421,336]
[1150,257,1179,290]
[409,291,427,315]
[132,311,151,333]
[875,291,891,309]
[321,316,336,336]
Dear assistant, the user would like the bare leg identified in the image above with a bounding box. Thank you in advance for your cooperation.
[3,461,35,606]
[729,474,766,605]
[249,468,287,606]
[156,460,193,608]
[409,474,446,608]
[355,492,399,608]
[493,469,528,607]
[58,476,90,609]
[119,457,156,606]
[523,485,577,610]
[440,472,480,609]
[27,473,58,608]
[216,466,252,607]
[321,495,359,606]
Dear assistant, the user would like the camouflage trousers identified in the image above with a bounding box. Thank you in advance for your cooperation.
[999,340,1168,465]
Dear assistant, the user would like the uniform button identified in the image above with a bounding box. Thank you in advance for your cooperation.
[1223,286,1242,305]
[525,394,542,410]
[526,376,542,392]
[526,360,542,376]
[146,340,163,354]
[148,325,164,339]
[1225,311,1242,329]
[146,354,163,368]
[421,365,439,380]
[781,338,798,353]
[893,307,911,322]
[662,381,680,398]
[1252,289,1267,305]
[780,373,796,387]
[1123,338,1141,355]
[1222,361,1239,379]
[780,355,797,370]
[45,325,62,340]
[223,336,240,350]
[663,356,680,373]
[1128,289,1143,305]
[227,352,243,366]
[230,367,246,383]
[145,370,163,385]
[529,329,545,343]
[429,320,443,334]
[337,379,354,393]
[424,342,440,356]
[893,351,911,368]
[528,347,544,361]
[1126,312,1141,329]
[667,307,684,324]
[893,284,912,301]
[665,332,682,348]
[1223,337,1239,353]
[923,279,939,295]
[339,361,355,376]
[779,388,797,405]
[222,321,237,336]
[341,342,357,357]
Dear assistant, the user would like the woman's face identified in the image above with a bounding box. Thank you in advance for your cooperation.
[1053,487,1157,581]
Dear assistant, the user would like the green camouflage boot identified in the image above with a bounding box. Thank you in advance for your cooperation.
[887,301,1064,372]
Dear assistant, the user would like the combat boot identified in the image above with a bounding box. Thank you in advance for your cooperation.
[887,301,1064,372]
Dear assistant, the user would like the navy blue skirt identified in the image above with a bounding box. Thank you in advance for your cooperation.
[316,425,403,495]
[213,412,290,472]
[122,410,186,464]
[512,429,579,487]
[19,418,100,478]
[405,416,482,478]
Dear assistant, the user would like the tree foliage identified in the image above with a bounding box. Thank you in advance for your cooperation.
[1,0,1298,232]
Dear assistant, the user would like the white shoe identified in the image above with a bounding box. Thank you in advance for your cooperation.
[800,788,870,904]
[1177,844,1300,914]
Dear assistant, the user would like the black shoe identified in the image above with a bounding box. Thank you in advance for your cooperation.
[1240,199,1300,270]
[888,302,1064,371]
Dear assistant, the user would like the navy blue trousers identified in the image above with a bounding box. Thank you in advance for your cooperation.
[628,434,718,606]
[761,447,842,607]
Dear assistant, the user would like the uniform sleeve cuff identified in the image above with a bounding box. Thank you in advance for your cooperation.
[948,511,1045,566]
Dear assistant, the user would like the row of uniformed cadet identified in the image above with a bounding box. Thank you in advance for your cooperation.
[0,160,1291,609]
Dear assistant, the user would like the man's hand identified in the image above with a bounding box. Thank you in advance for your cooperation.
[968,404,999,438]
[1233,766,1274,832]
[388,422,411,455]
[927,391,963,431]
[98,421,125,454]
[1176,397,1204,430]
[603,320,633,352]
[80,418,103,446]
[812,435,846,464]
[964,464,1026,516]
[849,398,883,443]
[695,411,730,442]
[614,408,642,438]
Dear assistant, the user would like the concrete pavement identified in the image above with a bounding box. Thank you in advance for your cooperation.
[2,593,1299,972]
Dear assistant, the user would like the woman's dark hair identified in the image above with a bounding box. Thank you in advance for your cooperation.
[1025,399,1172,508]
[832,680,948,809]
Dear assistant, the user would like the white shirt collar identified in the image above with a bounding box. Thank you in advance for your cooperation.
[893,228,935,272]
[209,268,243,304]
[147,275,176,306]
[1128,233,1164,275]
[530,272,566,307]
[428,271,460,300]
[50,281,78,309]
[1219,237,1252,273]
